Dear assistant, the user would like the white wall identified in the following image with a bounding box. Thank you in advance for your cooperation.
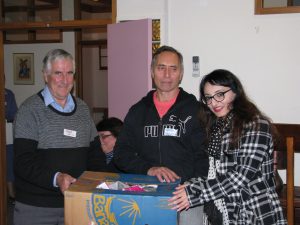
[168,0,300,124]
[117,0,300,184]
[117,0,169,44]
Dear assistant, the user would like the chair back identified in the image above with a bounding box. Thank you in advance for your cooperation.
[286,137,294,225]
[273,123,299,225]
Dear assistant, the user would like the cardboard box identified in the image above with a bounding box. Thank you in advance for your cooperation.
[65,171,179,225]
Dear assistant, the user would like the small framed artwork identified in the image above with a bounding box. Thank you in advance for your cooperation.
[13,53,34,85]
[99,44,107,70]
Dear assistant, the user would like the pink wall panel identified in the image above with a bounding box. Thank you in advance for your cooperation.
[107,19,152,120]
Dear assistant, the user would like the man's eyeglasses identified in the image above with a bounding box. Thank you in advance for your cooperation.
[203,89,232,105]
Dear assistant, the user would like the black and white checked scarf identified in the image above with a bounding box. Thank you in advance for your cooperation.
[204,112,233,225]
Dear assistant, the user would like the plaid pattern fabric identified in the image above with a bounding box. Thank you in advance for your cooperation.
[186,117,287,224]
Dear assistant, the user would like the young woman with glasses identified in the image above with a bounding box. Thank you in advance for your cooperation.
[169,69,286,225]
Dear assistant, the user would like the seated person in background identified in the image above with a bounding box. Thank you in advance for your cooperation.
[96,117,123,172]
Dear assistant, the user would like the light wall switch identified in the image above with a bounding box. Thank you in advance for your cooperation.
[192,56,200,77]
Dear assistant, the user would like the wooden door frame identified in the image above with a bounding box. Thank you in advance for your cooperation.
[0,1,116,223]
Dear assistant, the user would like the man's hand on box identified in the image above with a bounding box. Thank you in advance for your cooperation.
[147,167,180,183]
[56,173,76,194]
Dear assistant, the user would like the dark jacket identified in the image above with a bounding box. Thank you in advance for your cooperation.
[114,88,208,182]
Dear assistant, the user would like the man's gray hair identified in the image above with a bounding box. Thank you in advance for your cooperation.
[150,45,184,74]
[42,49,75,75]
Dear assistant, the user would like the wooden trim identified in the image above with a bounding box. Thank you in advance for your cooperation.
[74,0,82,99]
[274,123,300,153]
[286,137,294,225]
[112,0,117,24]
[0,19,112,31]
[255,0,300,14]
[75,32,83,98]
[4,38,62,44]
[0,31,7,225]
[80,40,107,45]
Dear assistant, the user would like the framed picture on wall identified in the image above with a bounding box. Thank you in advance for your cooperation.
[13,53,34,85]
[99,44,107,70]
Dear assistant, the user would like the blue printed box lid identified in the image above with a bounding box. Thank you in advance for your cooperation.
[66,171,179,225]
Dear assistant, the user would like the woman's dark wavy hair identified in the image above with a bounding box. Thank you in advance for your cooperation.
[199,69,277,146]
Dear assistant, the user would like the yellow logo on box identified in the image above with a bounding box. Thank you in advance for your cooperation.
[91,194,141,225]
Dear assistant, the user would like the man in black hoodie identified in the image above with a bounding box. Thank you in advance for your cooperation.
[114,45,208,225]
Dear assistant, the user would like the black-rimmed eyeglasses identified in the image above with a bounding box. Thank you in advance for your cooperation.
[202,89,232,105]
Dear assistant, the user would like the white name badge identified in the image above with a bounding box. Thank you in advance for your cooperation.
[164,127,178,137]
[64,129,77,138]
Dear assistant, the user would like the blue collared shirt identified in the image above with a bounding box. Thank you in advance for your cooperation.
[105,151,114,164]
[41,85,75,112]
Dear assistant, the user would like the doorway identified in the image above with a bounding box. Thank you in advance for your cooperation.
[80,41,108,124]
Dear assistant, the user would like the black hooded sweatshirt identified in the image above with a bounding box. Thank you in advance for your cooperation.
[114,88,208,182]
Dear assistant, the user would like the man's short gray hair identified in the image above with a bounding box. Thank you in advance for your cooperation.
[42,49,75,75]
[150,45,184,74]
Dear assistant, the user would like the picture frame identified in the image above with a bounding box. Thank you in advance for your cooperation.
[13,53,34,85]
[99,44,107,70]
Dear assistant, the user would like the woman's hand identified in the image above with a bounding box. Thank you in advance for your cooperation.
[168,184,190,211]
